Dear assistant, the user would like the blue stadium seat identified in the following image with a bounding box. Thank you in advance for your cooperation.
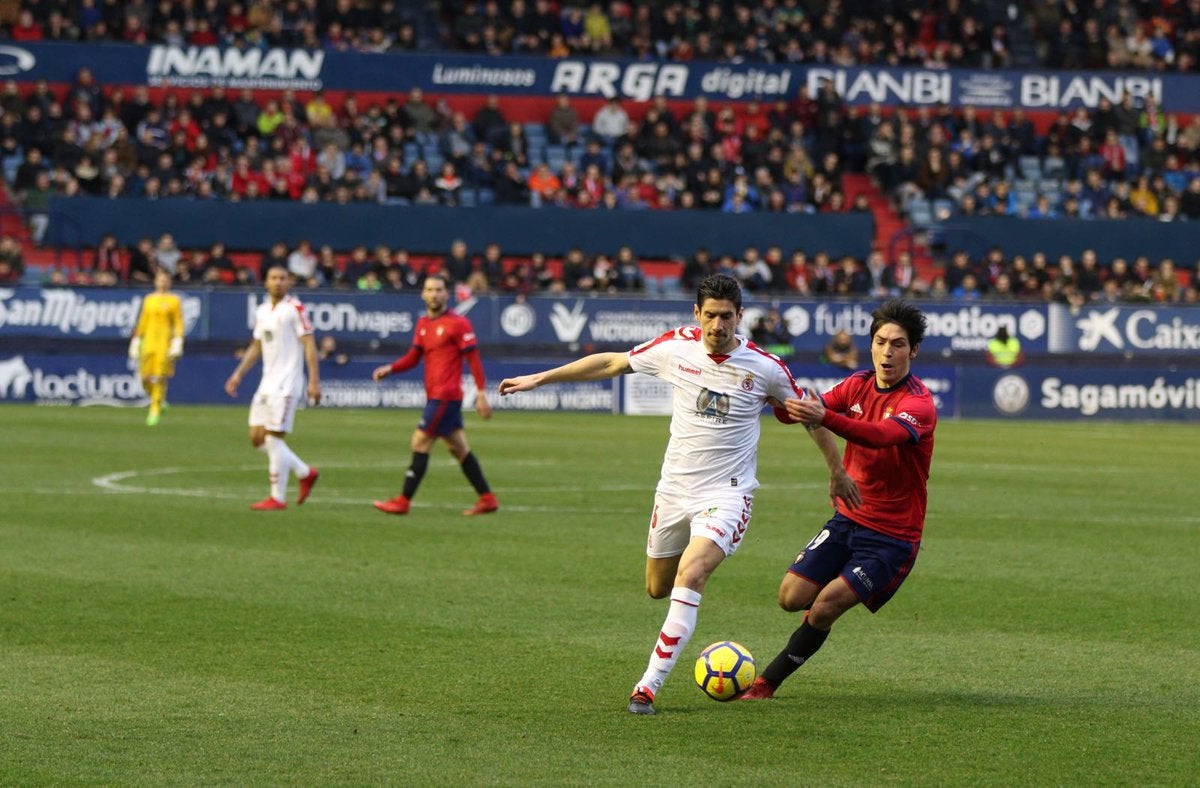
[1042,156,1067,179]
[477,188,495,205]
[403,143,419,162]
[907,197,932,226]
[1018,155,1042,179]
[523,122,547,141]
[459,189,476,207]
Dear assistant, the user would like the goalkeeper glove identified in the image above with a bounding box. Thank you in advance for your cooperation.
[168,336,184,359]
[128,337,141,362]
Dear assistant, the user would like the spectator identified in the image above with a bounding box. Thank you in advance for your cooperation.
[547,93,580,147]
[472,94,508,145]
[127,236,157,284]
[0,235,24,282]
[592,96,630,143]
[287,239,319,286]
[821,329,859,371]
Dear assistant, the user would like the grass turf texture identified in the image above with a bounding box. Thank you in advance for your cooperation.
[1,405,1197,785]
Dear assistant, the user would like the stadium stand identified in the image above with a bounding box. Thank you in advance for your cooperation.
[0,1,1196,305]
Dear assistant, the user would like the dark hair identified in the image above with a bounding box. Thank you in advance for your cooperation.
[870,300,926,347]
[697,273,742,310]
[423,273,449,288]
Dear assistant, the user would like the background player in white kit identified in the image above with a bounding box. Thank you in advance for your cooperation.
[224,265,322,511]
[498,274,861,715]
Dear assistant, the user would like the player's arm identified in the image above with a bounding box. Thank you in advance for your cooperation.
[497,352,632,395]
[128,303,148,360]
[788,395,915,448]
[464,346,492,420]
[807,425,862,510]
[301,333,321,405]
[225,339,261,397]
[168,297,184,359]
[372,346,422,381]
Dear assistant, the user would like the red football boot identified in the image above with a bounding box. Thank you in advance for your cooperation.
[463,492,499,516]
[373,495,411,515]
[296,468,320,505]
[738,677,776,700]
[250,497,287,511]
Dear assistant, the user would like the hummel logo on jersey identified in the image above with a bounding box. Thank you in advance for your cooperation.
[850,403,863,415]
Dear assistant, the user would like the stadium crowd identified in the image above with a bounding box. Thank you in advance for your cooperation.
[0,1,1196,304]
[3,1,1197,74]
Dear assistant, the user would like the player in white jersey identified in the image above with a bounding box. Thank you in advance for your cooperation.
[224,265,322,511]
[498,274,861,715]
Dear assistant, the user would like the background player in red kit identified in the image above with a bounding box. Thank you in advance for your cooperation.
[371,274,498,516]
[742,300,936,699]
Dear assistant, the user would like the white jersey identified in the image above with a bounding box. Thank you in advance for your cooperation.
[252,294,313,397]
[628,326,804,497]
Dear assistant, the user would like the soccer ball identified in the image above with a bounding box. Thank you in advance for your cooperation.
[694,640,755,701]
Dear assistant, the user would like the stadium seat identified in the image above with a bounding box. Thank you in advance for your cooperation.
[1043,156,1067,178]
[477,188,495,205]
[1018,155,1042,179]
[907,197,933,226]
[459,189,476,207]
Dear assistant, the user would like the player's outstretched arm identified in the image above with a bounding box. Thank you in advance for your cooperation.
[498,352,632,395]
[225,340,261,397]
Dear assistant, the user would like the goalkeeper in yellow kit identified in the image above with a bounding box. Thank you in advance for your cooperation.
[129,269,184,425]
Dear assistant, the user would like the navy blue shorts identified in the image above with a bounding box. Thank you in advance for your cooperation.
[787,512,920,613]
[418,399,464,437]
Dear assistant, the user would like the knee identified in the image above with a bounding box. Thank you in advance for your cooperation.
[645,582,671,599]
[778,588,810,613]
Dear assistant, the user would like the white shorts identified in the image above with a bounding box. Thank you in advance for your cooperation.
[248,391,299,433]
[646,491,754,559]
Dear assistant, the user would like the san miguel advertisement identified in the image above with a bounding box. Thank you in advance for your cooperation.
[2,42,1197,111]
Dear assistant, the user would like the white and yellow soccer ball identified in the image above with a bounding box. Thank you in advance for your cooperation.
[694,640,756,701]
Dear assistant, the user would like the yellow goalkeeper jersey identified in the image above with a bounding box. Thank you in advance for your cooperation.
[134,292,183,353]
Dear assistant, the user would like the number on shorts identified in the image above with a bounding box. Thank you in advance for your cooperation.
[805,529,831,551]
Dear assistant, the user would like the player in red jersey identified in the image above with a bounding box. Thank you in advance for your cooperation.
[371,274,497,516]
[742,300,936,699]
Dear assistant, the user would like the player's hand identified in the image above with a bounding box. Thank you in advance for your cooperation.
[127,337,141,362]
[308,380,322,406]
[168,336,184,359]
[785,394,826,426]
[475,391,493,420]
[830,471,862,511]
[372,365,392,382]
[498,375,537,395]
[224,373,240,397]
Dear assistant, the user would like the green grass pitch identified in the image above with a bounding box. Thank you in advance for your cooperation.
[1,405,1198,785]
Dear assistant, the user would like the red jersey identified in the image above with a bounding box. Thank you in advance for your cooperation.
[390,312,481,400]
[821,371,937,542]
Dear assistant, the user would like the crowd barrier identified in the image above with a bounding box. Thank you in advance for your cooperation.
[43,198,875,261]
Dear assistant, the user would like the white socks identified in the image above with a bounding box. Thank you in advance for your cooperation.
[263,435,310,502]
[635,586,702,696]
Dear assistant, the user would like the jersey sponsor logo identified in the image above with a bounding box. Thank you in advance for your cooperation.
[676,363,701,376]
[694,387,730,422]
[896,411,919,426]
